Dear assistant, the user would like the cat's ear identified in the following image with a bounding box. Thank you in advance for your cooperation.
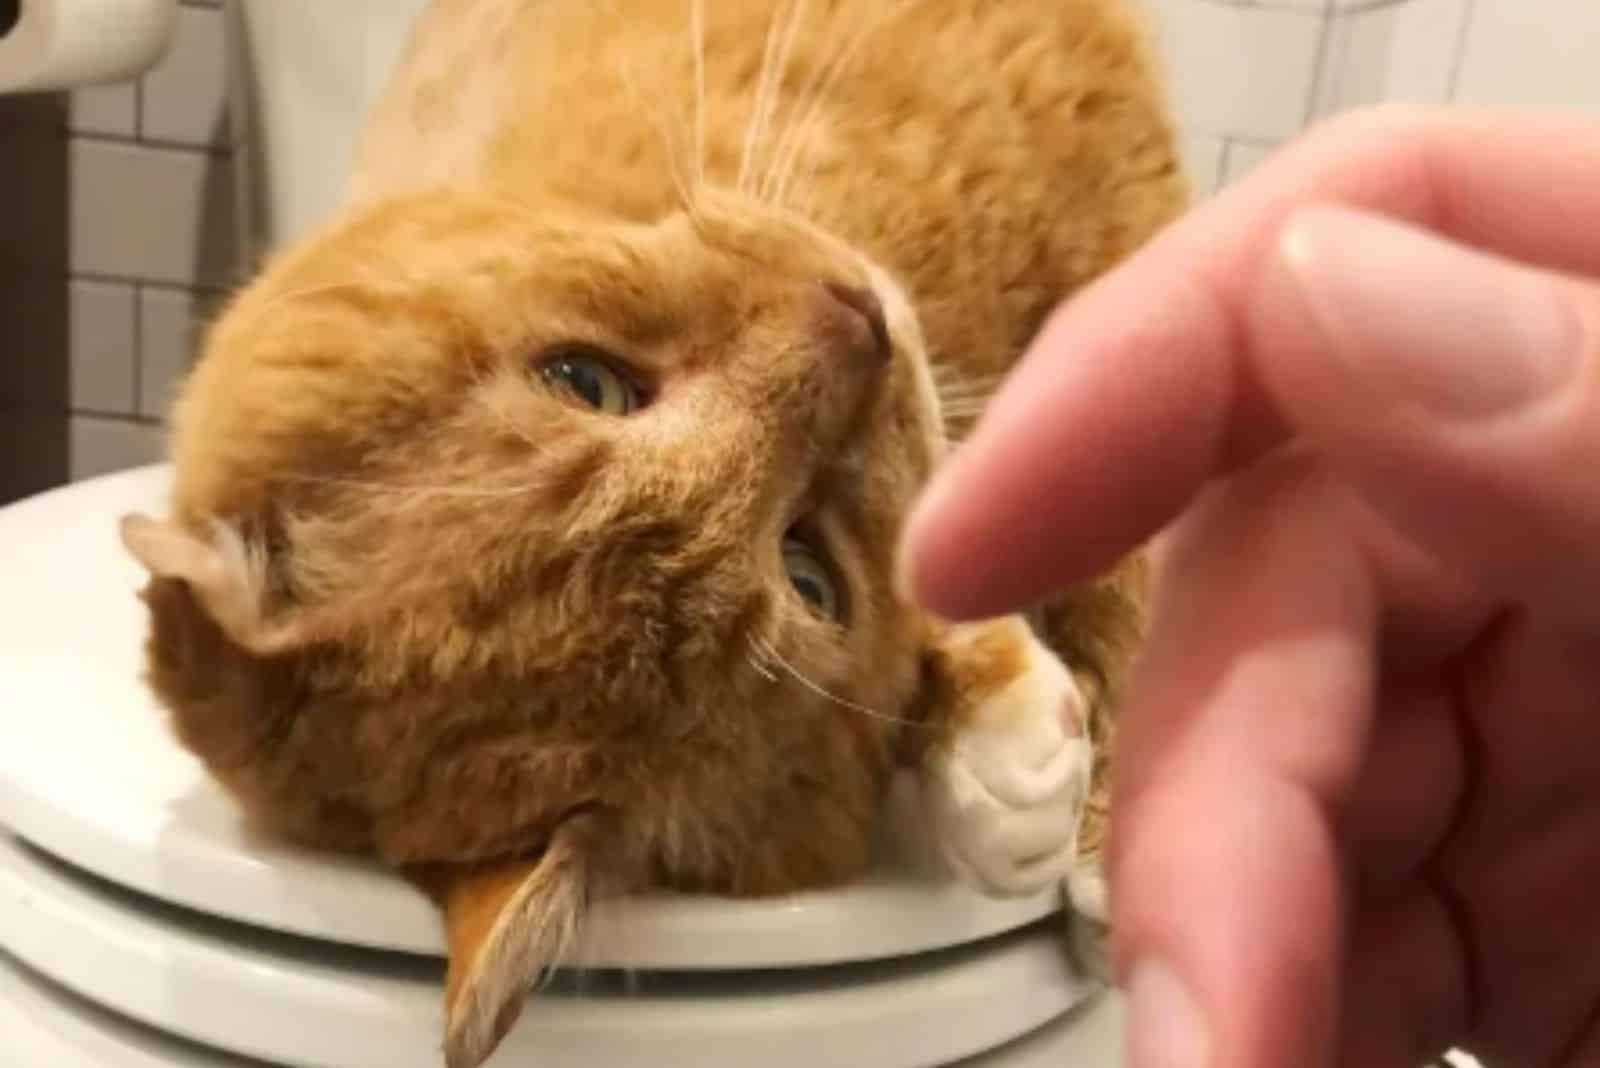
[119,513,299,654]
[409,824,595,1068]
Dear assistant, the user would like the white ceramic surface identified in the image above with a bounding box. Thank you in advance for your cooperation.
[1,951,263,1068]
[232,0,431,247]
[0,831,1098,1068]
[0,466,1062,968]
[1,940,1119,1068]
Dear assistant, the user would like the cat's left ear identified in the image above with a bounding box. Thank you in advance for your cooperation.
[119,513,299,654]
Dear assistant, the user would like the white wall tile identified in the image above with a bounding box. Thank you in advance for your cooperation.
[70,84,138,138]
[69,280,137,414]
[1180,132,1228,196]
[1139,0,1326,141]
[1220,139,1280,185]
[139,286,210,419]
[1380,0,1470,104]
[1451,0,1600,114]
[141,4,230,146]
[69,140,235,287]
[68,415,166,481]
[1312,5,1401,117]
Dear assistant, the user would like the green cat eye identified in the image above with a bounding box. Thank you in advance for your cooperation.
[782,538,841,621]
[537,345,642,415]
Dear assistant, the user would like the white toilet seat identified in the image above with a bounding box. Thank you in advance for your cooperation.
[0,467,1119,1067]
[0,832,1096,1068]
[1,946,1123,1068]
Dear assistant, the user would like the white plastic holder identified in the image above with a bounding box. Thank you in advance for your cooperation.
[0,0,178,94]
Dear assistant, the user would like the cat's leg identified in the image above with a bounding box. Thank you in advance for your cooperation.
[916,551,1147,902]
[918,614,1095,897]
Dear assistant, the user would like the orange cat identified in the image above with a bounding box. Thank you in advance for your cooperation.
[120,1,1187,1065]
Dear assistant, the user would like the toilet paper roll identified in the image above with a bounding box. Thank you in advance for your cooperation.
[0,0,178,94]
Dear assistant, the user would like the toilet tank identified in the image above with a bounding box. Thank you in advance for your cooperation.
[226,0,431,259]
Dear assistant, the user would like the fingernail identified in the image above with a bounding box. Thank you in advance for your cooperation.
[1127,961,1210,1068]
[1277,206,1580,420]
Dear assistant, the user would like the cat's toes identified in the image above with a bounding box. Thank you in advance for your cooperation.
[924,645,1092,898]
[1066,856,1108,924]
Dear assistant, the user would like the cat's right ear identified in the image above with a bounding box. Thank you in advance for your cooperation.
[119,513,300,655]
[408,818,598,1068]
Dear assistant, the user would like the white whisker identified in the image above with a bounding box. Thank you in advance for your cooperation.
[746,649,778,682]
[749,634,923,727]
[768,0,921,209]
[690,0,707,192]
[277,473,548,501]
[739,4,788,194]
[742,0,808,200]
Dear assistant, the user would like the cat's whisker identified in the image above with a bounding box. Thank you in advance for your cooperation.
[689,0,707,193]
[618,51,698,213]
[758,4,842,207]
[739,4,786,195]
[745,648,778,683]
[937,394,996,411]
[592,0,696,212]
[472,389,547,455]
[765,6,871,208]
[741,0,807,201]
[934,373,1006,399]
[937,395,999,410]
[757,1,814,204]
[222,281,374,338]
[749,634,923,728]
[767,0,921,210]
[277,473,547,502]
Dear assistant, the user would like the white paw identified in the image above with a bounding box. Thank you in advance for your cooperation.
[924,644,1091,898]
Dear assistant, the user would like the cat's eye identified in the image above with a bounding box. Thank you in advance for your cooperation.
[782,537,841,621]
[537,345,642,415]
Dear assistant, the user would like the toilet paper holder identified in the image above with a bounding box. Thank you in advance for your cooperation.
[0,0,178,95]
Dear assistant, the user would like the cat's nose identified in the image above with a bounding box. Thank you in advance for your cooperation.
[816,281,891,367]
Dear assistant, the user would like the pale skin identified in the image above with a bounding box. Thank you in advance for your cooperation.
[899,106,1600,1068]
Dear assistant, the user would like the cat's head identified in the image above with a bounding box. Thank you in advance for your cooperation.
[124,186,967,870]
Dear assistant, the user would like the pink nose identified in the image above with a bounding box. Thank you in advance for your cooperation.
[817,281,891,366]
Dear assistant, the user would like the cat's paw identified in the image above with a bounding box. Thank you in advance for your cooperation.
[1066,855,1108,924]
[924,635,1091,897]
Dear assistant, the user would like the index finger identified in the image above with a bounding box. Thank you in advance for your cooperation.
[898,106,1600,620]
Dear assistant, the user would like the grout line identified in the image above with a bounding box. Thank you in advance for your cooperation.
[1445,0,1479,100]
[68,408,165,427]
[1302,2,1337,127]
[72,270,228,296]
[132,282,144,417]
[73,130,233,158]
[1217,138,1237,187]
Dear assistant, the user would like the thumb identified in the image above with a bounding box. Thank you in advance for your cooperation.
[1252,204,1600,613]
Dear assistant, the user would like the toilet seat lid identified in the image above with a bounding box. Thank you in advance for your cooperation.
[0,467,1060,967]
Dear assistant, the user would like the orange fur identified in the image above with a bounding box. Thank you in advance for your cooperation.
[123,1,1187,1063]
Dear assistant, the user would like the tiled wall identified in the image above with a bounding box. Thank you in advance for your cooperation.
[2,0,1599,502]
[1145,0,1600,196]
[1,0,233,500]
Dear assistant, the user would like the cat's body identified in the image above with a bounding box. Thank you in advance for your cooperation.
[121,2,1186,1064]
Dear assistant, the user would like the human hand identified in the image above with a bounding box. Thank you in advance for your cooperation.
[897,106,1600,1068]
